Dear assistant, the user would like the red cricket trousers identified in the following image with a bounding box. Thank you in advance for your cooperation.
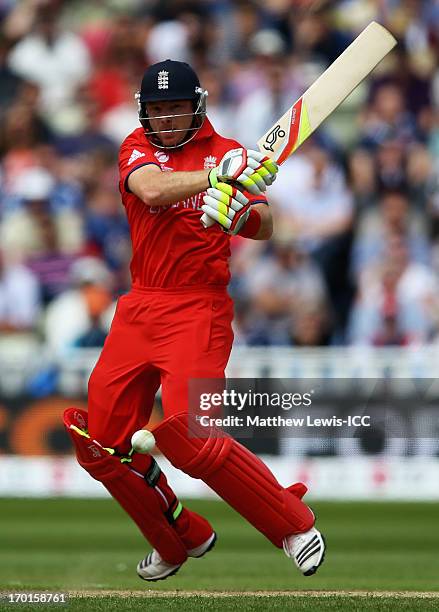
[87,285,234,453]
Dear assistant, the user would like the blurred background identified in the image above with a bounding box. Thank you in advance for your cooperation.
[0,0,438,500]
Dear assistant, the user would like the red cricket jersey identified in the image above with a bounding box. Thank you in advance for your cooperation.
[118,118,266,288]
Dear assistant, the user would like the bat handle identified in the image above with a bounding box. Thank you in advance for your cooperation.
[201,212,215,228]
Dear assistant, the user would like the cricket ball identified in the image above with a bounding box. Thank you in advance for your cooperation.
[131,429,156,454]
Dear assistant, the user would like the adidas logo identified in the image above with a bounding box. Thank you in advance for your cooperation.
[295,535,322,569]
[128,149,146,166]
[204,155,217,169]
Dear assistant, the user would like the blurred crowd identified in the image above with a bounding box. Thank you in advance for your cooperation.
[0,0,438,353]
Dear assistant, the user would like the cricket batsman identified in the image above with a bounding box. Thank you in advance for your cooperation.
[64,60,326,581]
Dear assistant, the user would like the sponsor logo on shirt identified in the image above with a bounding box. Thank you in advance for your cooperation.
[149,192,205,215]
[204,155,217,169]
[128,149,146,166]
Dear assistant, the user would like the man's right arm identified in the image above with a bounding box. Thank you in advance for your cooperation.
[128,165,210,208]
[125,147,278,208]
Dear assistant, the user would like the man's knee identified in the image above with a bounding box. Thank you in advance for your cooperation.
[63,407,121,479]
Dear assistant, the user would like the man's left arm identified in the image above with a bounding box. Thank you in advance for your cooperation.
[244,203,273,241]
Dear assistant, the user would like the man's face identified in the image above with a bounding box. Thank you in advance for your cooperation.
[146,100,194,147]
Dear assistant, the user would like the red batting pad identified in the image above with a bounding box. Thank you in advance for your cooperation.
[153,412,314,547]
[172,508,215,551]
[287,482,308,499]
[63,407,188,565]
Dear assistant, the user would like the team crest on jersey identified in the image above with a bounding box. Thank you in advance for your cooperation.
[128,149,146,166]
[158,70,169,89]
[154,150,169,163]
[204,155,217,169]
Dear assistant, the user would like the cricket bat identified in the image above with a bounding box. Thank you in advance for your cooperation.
[201,21,396,228]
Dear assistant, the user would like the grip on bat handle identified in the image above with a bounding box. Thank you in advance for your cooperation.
[201,212,215,228]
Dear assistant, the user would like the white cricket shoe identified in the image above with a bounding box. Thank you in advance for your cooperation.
[137,549,181,582]
[283,527,326,576]
[137,532,217,582]
[187,531,217,558]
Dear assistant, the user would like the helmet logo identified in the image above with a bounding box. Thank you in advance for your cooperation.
[158,70,169,89]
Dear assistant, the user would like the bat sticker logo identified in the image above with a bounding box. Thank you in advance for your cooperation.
[262,125,286,152]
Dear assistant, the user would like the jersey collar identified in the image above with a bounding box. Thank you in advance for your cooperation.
[192,117,215,142]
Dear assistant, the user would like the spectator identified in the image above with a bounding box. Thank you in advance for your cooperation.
[375,138,407,192]
[347,148,377,211]
[352,188,430,280]
[44,256,115,356]
[197,66,235,139]
[26,213,77,305]
[88,15,145,119]
[84,181,131,290]
[1,166,84,260]
[225,1,261,63]
[53,88,117,157]
[0,98,53,205]
[406,143,437,210]
[288,298,331,347]
[0,33,23,115]
[145,19,190,65]
[146,1,212,67]
[239,236,328,345]
[6,0,91,126]
[268,144,353,254]
[349,235,439,345]
[359,82,418,149]
[268,142,354,334]
[233,32,300,147]
[0,248,41,333]
[292,9,352,66]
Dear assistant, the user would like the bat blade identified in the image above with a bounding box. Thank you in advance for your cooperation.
[201,21,396,229]
[257,21,396,164]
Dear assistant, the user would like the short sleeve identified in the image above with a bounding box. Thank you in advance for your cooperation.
[118,134,161,194]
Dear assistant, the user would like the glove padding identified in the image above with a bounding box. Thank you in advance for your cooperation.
[201,183,251,235]
[209,148,278,196]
